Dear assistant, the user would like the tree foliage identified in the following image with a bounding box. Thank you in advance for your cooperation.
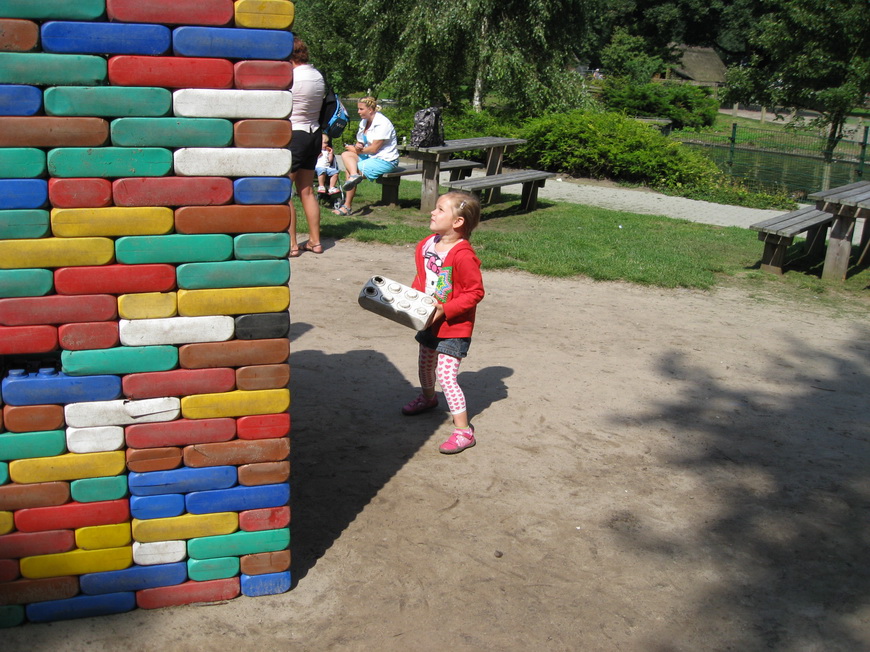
[723,0,870,160]
[294,0,595,113]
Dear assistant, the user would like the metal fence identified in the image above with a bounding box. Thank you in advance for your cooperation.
[673,123,869,198]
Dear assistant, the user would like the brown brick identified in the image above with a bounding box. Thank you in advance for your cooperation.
[126,446,182,472]
[183,437,289,468]
[239,549,290,576]
[0,481,69,511]
[235,363,290,390]
[237,460,290,486]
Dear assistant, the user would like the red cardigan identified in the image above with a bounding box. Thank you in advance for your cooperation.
[412,235,484,338]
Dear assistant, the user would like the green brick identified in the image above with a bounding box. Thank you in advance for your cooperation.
[188,527,289,560]
[0,0,106,20]
[111,117,233,147]
[61,345,179,376]
[176,259,290,290]
[116,234,233,264]
[70,475,128,503]
[0,605,25,629]
[44,86,172,117]
[0,462,8,485]
[0,210,50,239]
[0,148,45,178]
[187,556,240,581]
[47,147,172,178]
[0,430,67,462]
[0,52,106,86]
[233,233,290,260]
[0,268,54,297]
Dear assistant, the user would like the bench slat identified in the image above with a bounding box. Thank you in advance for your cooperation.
[380,159,483,179]
[445,170,555,192]
[750,206,833,237]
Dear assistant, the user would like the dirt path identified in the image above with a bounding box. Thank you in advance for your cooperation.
[9,239,869,652]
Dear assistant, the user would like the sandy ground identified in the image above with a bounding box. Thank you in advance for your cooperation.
[7,174,870,650]
[8,228,870,651]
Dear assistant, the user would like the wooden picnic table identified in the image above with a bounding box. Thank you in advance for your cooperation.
[807,180,870,280]
[401,136,527,212]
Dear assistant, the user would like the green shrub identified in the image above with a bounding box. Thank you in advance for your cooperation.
[513,110,721,189]
[602,81,719,129]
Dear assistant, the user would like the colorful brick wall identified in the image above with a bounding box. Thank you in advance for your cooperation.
[0,0,295,626]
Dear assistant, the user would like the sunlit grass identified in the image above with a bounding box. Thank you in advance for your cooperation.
[297,178,870,304]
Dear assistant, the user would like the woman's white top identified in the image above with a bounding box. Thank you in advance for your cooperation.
[356,111,399,163]
[290,64,325,132]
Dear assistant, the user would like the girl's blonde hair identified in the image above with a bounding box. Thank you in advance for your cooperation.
[358,96,381,112]
[442,191,481,239]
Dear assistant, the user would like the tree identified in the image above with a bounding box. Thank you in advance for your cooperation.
[723,0,870,162]
[357,0,595,112]
[600,28,665,83]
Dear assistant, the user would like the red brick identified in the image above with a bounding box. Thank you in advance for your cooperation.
[136,577,240,609]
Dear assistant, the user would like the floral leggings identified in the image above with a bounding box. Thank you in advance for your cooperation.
[418,344,466,415]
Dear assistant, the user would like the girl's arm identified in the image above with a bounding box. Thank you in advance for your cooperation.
[441,253,484,321]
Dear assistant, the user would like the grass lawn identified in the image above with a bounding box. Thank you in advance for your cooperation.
[300,179,870,310]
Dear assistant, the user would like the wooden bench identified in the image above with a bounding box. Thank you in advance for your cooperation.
[377,159,483,206]
[444,169,556,211]
[750,205,835,274]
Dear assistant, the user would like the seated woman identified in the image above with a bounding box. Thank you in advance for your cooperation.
[334,96,399,215]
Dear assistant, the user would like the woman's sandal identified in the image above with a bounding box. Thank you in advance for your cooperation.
[332,205,351,216]
[302,241,323,254]
[289,245,301,258]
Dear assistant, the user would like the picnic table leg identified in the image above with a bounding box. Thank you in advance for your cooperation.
[821,214,856,281]
[420,160,440,213]
[483,146,506,204]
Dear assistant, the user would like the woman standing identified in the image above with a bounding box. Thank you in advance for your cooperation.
[334,97,399,216]
[287,38,325,256]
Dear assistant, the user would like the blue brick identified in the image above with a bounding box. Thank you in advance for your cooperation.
[241,571,291,597]
[1,369,122,406]
[185,482,289,514]
[26,592,136,623]
[130,493,185,519]
[80,563,187,595]
[172,26,293,60]
[0,85,42,116]
[233,177,292,205]
[0,179,47,209]
[41,21,171,56]
[128,466,237,496]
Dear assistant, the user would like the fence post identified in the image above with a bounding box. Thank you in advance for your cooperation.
[858,125,869,179]
[727,123,737,172]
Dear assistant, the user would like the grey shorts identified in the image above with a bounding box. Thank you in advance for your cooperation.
[415,330,471,359]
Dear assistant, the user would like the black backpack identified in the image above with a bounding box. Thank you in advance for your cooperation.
[318,76,349,139]
[409,106,445,147]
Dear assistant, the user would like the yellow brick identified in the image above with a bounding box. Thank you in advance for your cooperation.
[51,207,174,237]
[132,512,238,543]
[0,510,13,535]
[20,546,133,579]
[118,292,178,319]
[177,286,289,317]
[75,522,132,550]
[10,451,126,484]
[0,237,114,269]
[182,389,290,419]
[234,0,295,29]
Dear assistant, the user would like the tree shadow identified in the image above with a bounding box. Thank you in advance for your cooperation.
[288,322,512,585]
[606,325,870,649]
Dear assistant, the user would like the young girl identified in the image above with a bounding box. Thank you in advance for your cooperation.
[402,191,485,454]
[314,134,340,195]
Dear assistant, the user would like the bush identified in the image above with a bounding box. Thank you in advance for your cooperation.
[602,81,719,130]
[513,110,721,190]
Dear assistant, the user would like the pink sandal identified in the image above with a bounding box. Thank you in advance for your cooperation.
[439,426,475,454]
